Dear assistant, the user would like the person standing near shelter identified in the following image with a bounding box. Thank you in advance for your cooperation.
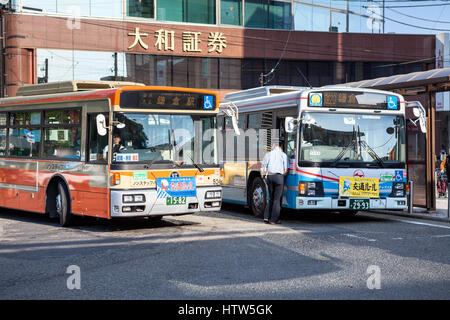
[261,141,289,224]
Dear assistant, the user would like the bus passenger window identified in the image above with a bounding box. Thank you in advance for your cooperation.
[88,114,108,162]
[0,128,7,155]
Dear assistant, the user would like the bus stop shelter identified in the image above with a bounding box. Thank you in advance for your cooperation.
[343,67,450,211]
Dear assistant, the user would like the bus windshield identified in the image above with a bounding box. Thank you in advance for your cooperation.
[299,112,405,166]
[111,113,217,165]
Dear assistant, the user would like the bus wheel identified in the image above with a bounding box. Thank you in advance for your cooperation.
[249,177,267,217]
[56,182,72,227]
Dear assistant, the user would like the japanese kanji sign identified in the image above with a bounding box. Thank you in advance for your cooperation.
[127,27,227,54]
[339,177,379,198]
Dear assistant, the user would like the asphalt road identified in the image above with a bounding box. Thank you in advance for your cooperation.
[0,204,449,300]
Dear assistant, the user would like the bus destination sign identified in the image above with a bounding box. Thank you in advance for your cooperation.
[308,91,399,110]
[120,91,216,110]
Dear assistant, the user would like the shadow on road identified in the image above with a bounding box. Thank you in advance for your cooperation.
[0,208,199,232]
[220,202,391,225]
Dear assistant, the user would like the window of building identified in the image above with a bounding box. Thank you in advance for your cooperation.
[157,0,216,24]
[188,57,218,89]
[221,0,242,26]
[155,56,173,86]
[219,58,242,89]
[20,0,122,18]
[172,57,188,87]
[245,0,292,30]
[127,0,154,19]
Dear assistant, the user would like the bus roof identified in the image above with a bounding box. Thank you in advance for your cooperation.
[0,81,219,109]
[16,80,145,96]
[220,85,405,113]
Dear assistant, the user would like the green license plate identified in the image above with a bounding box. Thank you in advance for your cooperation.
[349,199,370,210]
[166,197,186,206]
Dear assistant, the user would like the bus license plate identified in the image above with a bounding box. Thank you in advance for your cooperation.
[349,199,370,210]
[166,197,186,206]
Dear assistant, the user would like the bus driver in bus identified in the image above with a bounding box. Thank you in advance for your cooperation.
[103,133,125,160]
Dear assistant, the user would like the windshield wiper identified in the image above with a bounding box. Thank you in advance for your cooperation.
[144,150,162,170]
[170,128,203,172]
[332,125,358,166]
[331,125,385,168]
[359,140,385,168]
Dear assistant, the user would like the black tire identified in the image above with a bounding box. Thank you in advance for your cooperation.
[56,182,72,227]
[248,177,267,217]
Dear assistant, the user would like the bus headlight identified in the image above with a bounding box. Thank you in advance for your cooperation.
[393,182,404,190]
[206,190,222,199]
[123,194,146,203]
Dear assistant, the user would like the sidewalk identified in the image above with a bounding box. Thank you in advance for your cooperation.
[371,198,450,222]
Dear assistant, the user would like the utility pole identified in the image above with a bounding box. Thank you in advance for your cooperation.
[114,52,118,80]
[0,0,9,98]
[346,0,349,33]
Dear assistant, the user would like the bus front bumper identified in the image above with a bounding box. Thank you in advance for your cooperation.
[110,187,222,218]
[295,197,408,210]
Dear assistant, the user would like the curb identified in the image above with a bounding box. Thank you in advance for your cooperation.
[370,210,450,223]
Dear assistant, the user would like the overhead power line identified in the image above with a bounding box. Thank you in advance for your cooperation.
[387,7,450,23]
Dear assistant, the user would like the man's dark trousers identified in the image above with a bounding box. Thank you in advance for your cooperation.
[264,174,284,223]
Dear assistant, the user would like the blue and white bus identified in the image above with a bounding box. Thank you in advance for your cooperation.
[219,86,425,216]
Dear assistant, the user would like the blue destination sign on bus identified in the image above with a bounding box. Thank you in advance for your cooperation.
[308,91,400,110]
[120,91,216,110]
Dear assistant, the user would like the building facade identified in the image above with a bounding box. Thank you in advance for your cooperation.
[0,0,436,99]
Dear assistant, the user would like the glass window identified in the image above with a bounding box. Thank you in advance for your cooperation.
[55,0,91,16]
[21,0,57,13]
[299,113,406,165]
[37,49,127,83]
[112,113,217,165]
[45,110,80,125]
[221,0,242,25]
[245,0,267,28]
[20,0,122,17]
[90,0,122,18]
[9,129,41,157]
[173,57,188,87]
[0,128,6,156]
[127,0,154,19]
[88,114,109,162]
[157,0,216,24]
[201,117,217,165]
[188,58,218,89]
[0,113,6,126]
[9,112,41,126]
[269,1,291,30]
[43,127,81,159]
[155,56,172,86]
[219,58,242,89]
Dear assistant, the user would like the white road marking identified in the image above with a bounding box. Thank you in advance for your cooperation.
[343,233,377,242]
[395,219,450,230]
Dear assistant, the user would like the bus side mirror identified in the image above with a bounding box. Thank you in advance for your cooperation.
[231,114,240,136]
[406,101,426,134]
[285,117,298,133]
[96,114,107,136]
[220,102,240,136]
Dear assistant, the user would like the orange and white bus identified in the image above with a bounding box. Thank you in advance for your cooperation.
[0,81,223,226]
